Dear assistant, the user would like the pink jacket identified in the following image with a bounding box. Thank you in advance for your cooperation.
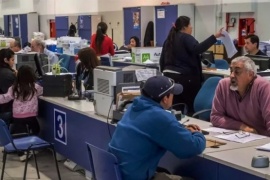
[0,84,43,118]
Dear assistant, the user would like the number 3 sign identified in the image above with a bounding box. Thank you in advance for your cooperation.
[54,109,67,145]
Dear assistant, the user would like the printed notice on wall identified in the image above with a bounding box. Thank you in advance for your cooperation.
[133,12,140,29]
[157,9,165,19]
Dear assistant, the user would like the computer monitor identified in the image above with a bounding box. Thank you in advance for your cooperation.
[201,51,215,67]
[245,54,270,71]
[34,54,44,78]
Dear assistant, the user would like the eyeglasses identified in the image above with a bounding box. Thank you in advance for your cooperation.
[222,131,250,138]
[230,67,246,76]
[158,78,175,97]
[235,131,250,139]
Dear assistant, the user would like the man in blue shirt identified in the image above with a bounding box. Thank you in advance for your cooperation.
[109,76,206,180]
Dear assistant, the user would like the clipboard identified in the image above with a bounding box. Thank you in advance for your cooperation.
[206,138,226,148]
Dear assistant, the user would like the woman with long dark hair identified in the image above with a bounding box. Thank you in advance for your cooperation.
[0,48,16,124]
[160,16,223,114]
[90,22,115,56]
[76,47,100,91]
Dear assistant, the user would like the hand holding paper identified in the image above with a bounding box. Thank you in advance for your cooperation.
[219,30,238,58]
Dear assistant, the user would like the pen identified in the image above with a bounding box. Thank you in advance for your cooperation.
[181,119,190,125]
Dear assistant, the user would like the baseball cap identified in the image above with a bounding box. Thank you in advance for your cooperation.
[142,76,183,99]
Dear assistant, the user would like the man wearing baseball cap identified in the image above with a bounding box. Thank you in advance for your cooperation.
[109,76,206,180]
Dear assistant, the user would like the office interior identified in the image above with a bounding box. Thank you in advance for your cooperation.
[1,0,270,180]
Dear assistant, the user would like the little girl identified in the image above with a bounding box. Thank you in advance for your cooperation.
[0,65,43,136]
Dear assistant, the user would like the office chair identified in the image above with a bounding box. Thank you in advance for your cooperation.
[192,77,222,121]
[113,43,119,51]
[0,119,61,180]
[213,59,229,70]
[100,55,113,66]
[86,142,122,180]
[59,54,71,72]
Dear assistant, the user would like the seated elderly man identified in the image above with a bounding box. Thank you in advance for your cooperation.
[211,56,270,136]
[31,39,58,64]
[9,40,22,53]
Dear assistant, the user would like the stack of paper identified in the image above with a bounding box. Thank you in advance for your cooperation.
[256,143,270,151]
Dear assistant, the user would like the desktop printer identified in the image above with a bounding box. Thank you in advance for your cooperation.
[93,66,143,119]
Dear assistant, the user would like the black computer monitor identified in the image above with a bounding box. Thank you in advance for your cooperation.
[245,54,270,71]
[201,51,215,67]
[34,53,46,78]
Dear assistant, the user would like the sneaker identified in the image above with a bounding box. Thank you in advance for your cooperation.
[19,151,33,162]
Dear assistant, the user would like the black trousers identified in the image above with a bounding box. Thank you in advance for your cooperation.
[10,116,40,135]
[163,72,201,115]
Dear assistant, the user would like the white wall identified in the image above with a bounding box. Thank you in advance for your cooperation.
[0,0,35,17]
[33,0,99,15]
[100,11,123,47]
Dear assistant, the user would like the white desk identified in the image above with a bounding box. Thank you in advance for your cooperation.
[39,97,270,180]
[203,69,230,77]
[182,116,270,155]
[204,146,270,179]
[39,96,108,123]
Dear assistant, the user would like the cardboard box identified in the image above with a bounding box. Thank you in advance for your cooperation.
[131,47,162,63]
[214,54,224,60]
[215,45,224,54]
[208,45,215,52]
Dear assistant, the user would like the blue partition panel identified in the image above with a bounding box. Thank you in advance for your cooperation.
[78,15,91,40]
[12,15,20,36]
[4,15,9,36]
[155,5,178,47]
[19,14,28,46]
[55,16,69,37]
[123,7,141,45]
[38,100,116,171]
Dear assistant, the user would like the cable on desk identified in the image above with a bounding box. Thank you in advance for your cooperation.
[107,99,114,139]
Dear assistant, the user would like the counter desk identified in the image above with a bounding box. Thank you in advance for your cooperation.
[38,97,270,180]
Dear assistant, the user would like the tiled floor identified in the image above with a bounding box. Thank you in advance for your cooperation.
[0,147,86,180]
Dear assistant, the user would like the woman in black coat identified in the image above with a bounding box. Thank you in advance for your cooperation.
[160,16,223,114]
[0,48,16,124]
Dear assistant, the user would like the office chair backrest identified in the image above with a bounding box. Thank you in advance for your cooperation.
[214,59,229,70]
[100,55,113,66]
[194,77,222,121]
[86,143,122,180]
[0,119,13,146]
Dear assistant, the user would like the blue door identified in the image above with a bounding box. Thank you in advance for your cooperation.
[78,15,91,40]
[20,14,28,46]
[55,16,69,37]
[123,7,141,45]
[12,15,20,37]
[155,5,178,47]
[3,15,9,36]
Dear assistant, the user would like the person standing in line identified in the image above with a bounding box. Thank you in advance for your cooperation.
[160,16,224,114]
[90,22,115,56]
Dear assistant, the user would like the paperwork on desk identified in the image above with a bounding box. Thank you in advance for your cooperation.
[219,30,238,58]
[215,133,266,143]
[256,143,270,151]
[135,69,157,81]
[202,127,267,143]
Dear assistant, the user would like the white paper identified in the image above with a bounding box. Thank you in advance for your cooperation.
[202,127,236,134]
[219,30,238,58]
[215,133,267,143]
[135,69,157,81]
[256,143,270,151]
[157,9,165,19]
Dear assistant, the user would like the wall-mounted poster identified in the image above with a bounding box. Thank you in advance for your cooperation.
[133,11,140,29]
